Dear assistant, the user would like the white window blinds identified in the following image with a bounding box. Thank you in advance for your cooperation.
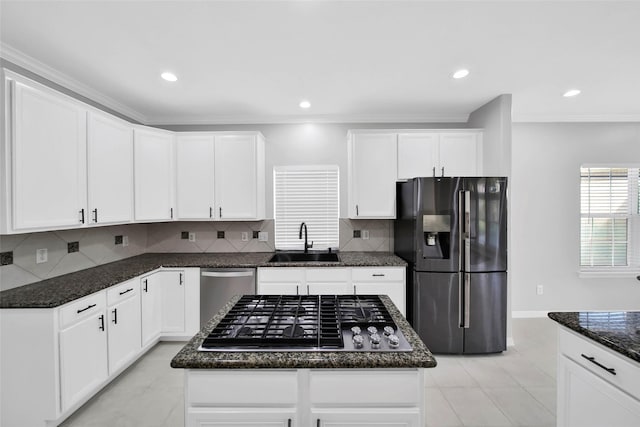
[580,167,640,269]
[274,165,339,251]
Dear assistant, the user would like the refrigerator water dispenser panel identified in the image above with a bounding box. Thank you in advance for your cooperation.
[422,215,451,259]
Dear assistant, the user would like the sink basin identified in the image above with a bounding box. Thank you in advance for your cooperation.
[268,252,340,263]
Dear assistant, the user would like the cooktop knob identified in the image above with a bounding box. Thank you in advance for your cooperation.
[353,334,364,348]
[370,333,381,347]
[351,326,362,335]
[367,326,378,335]
[383,326,394,336]
[388,334,400,348]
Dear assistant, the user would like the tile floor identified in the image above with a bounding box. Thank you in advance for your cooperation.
[60,317,557,427]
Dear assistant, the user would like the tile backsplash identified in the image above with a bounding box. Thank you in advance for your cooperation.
[0,219,393,291]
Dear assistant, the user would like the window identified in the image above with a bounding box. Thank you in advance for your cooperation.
[273,165,339,251]
[580,166,640,273]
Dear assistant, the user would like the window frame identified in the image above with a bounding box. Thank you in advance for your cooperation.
[579,164,640,278]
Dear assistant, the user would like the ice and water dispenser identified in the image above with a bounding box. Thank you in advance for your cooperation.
[422,214,451,259]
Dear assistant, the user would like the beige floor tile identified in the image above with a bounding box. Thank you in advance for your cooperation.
[483,387,555,426]
[441,387,513,426]
[425,387,464,427]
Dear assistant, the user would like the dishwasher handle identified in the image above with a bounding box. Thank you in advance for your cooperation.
[201,271,254,278]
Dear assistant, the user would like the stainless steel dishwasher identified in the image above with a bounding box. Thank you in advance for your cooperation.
[200,268,256,327]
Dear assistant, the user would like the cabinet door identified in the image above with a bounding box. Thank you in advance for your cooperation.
[187,408,296,427]
[134,127,175,221]
[59,312,108,411]
[397,132,439,180]
[438,132,480,176]
[214,134,262,220]
[87,111,133,225]
[140,275,162,347]
[258,282,301,295]
[107,292,141,374]
[12,79,87,231]
[348,133,397,218]
[159,270,186,333]
[558,355,640,427]
[312,409,420,427]
[176,135,215,219]
[353,282,405,316]
[307,282,351,295]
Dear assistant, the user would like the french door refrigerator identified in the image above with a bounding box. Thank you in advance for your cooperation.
[394,177,508,354]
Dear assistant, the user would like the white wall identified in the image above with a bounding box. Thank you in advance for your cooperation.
[467,94,512,177]
[511,122,640,313]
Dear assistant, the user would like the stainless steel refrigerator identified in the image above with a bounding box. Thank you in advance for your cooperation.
[394,177,508,354]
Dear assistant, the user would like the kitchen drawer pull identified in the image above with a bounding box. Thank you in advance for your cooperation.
[99,314,105,331]
[179,273,183,285]
[581,353,617,375]
[79,209,85,224]
[219,207,222,218]
[112,308,118,324]
[143,279,148,292]
[210,207,213,218]
[92,208,98,223]
[119,288,133,295]
[77,303,96,314]
[287,419,291,427]
[372,273,385,277]
[317,419,320,427]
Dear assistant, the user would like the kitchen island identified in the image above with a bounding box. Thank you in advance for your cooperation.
[171,294,436,427]
[548,311,640,427]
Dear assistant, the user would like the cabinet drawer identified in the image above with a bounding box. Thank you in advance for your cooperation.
[306,268,350,282]
[187,370,298,405]
[559,327,640,398]
[106,279,138,306]
[258,268,305,282]
[59,292,106,330]
[310,370,421,405]
[352,267,404,282]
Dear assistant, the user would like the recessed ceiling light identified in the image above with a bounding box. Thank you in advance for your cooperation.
[161,72,178,82]
[563,89,581,97]
[452,69,469,79]
[299,100,311,109]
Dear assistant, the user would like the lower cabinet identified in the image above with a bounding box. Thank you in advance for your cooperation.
[140,273,162,348]
[106,279,141,374]
[59,292,109,412]
[557,327,640,427]
[184,369,424,427]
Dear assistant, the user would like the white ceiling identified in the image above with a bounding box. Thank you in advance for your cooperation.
[1,0,639,125]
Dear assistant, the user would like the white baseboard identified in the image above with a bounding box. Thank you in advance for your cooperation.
[512,310,550,318]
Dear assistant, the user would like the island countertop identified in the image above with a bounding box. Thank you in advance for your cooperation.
[548,311,640,364]
[0,251,407,309]
[170,294,437,369]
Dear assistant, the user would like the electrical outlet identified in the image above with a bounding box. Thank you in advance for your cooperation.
[536,285,544,295]
[36,248,48,264]
[362,230,370,240]
[258,231,268,242]
[241,232,249,242]
[123,236,129,247]
[189,232,196,242]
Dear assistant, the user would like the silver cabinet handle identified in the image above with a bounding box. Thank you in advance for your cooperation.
[463,273,470,328]
[201,271,254,278]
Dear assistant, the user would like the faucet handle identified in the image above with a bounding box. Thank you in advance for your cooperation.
[308,241,314,249]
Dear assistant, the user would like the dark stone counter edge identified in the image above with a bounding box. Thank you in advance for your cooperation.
[548,312,640,364]
[170,295,437,370]
[0,252,407,309]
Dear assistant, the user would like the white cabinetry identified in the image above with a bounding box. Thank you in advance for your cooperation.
[397,130,482,179]
[58,293,108,412]
[175,132,265,221]
[5,72,87,232]
[557,327,640,427]
[183,369,424,427]
[352,267,406,317]
[306,268,350,295]
[87,111,134,225]
[106,279,141,374]
[159,270,186,334]
[214,133,265,220]
[140,272,163,348]
[348,131,397,219]
[258,268,305,295]
[134,126,175,221]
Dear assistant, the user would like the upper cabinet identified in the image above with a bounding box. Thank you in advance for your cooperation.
[6,74,88,232]
[397,130,483,179]
[214,133,265,220]
[87,111,134,225]
[175,132,265,221]
[348,131,398,219]
[133,127,175,222]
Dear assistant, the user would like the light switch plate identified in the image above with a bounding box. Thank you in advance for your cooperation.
[258,231,268,242]
[241,232,249,241]
[189,232,196,242]
[123,236,129,247]
[36,248,48,264]
[362,230,370,240]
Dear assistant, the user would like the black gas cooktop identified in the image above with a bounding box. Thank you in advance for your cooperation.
[199,295,412,352]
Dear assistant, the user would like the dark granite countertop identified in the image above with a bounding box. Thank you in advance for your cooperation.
[0,252,407,309]
[170,294,436,369]
[548,311,640,364]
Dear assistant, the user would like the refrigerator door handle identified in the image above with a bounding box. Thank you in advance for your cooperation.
[463,273,471,328]
[463,190,471,271]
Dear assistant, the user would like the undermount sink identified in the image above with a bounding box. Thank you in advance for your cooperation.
[268,252,340,263]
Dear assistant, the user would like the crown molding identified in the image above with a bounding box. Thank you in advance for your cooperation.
[0,43,148,123]
[145,112,471,126]
[513,113,640,123]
